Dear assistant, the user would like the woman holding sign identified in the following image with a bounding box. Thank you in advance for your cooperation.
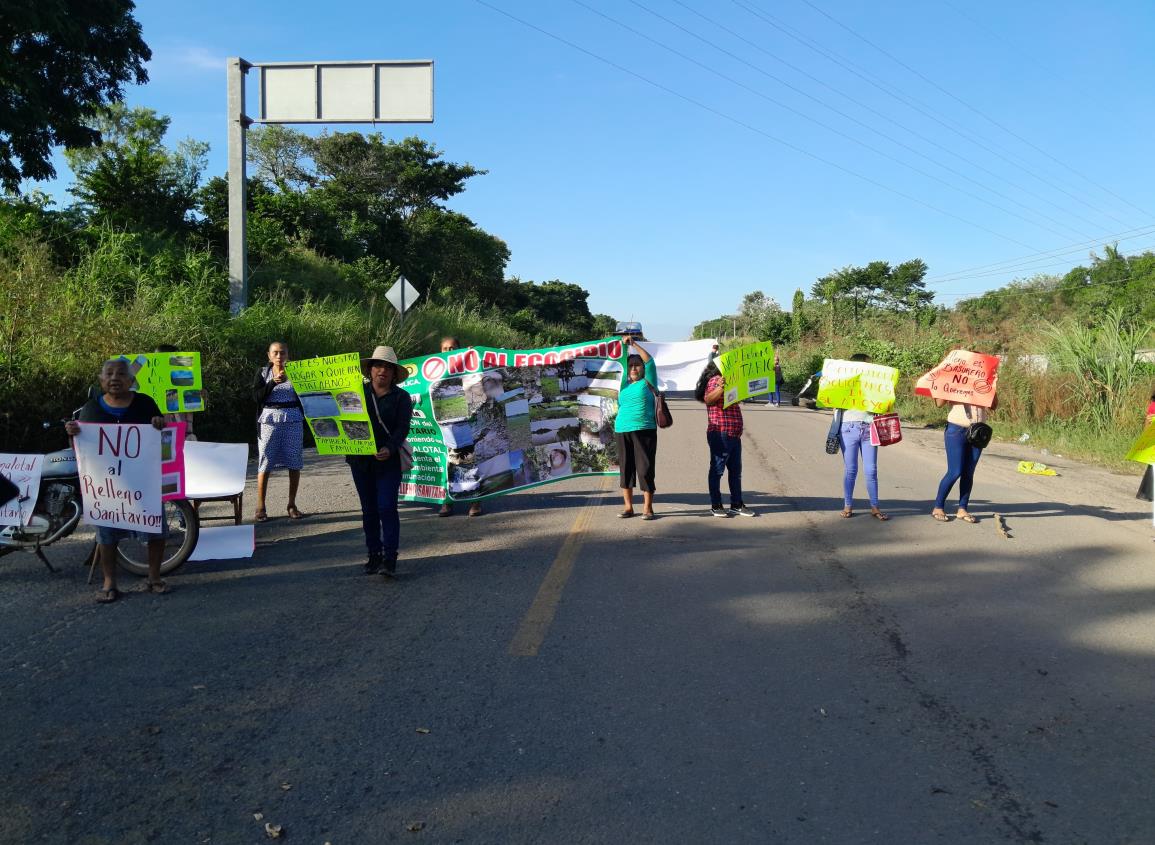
[837,354,889,521]
[614,338,658,519]
[931,396,997,523]
[349,346,412,577]
[65,359,168,602]
[252,341,305,522]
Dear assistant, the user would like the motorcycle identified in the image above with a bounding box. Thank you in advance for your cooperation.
[0,422,199,576]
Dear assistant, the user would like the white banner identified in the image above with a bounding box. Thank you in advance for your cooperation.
[0,454,44,527]
[74,423,164,533]
[639,339,718,392]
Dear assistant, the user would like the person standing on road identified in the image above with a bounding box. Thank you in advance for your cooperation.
[349,346,412,577]
[252,341,306,523]
[770,355,784,406]
[65,359,169,602]
[1136,387,1155,502]
[930,392,998,524]
[614,337,658,520]
[437,336,482,518]
[696,362,754,518]
[837,354,888,521]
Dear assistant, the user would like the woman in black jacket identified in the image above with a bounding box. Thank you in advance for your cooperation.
[349,346,412,577]
[252,341,305,521]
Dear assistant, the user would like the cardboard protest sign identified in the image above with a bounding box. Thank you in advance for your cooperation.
[161,422,187,501]
[637,339,717,392]
[915,350,999,408]
[73,423,164,532]
[716,341,775,407]
[817,359,901,414]
[285,353,378,456]
[1125,418,1155,465]
[122,352,205,413]
[0,454,44,527]
[398,338,627,503]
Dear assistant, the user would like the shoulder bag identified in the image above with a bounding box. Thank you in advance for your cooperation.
[644,378,673,429]
[963,405,993,450]
[825,409,844,454]
[370,389,415,472]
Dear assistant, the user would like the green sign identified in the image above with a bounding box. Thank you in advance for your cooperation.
[123,352,205,413]
[285,353,378,456]
[397,338,628,503]
[715,341,775,407]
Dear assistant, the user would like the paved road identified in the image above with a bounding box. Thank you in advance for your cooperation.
[2,400,1153,844]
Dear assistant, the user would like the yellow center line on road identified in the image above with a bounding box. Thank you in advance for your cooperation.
[508,478,609,657]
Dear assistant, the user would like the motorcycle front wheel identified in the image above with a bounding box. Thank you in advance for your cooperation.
[116,499,200,577]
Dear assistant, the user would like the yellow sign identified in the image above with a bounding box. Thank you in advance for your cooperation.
[1126,418,1155,464]
[816,359,900,414]
[715,341,775,408]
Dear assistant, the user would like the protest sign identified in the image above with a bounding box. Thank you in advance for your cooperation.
[285,353,378,456]
[161,422,187,501]
[74,423,164,532]
[398,337,627,503]
[716,341,775,407]
[915,350,1000,408]
[122,352,205,413]
[817,359,901,414]
[1125,418,1155,465]
[0,454,44,527]
[637,339,717,392]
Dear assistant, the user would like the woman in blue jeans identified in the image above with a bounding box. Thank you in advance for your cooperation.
[347,346,412,576]
[931,397,995,523]
[838,354,888,521]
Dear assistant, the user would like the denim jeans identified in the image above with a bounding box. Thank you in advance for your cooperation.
[707,430,743,508]
[839,421,879,508]
[348,460,402,556]
[935,423,983,510]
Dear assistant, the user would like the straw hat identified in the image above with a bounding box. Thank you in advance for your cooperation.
[362,345,408,381]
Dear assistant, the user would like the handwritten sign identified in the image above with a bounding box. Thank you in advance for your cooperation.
[122,352,205,413]
[816,359,900,413]
[716,341,775,407]
[285,353,378,456]
[0,454,44,527]
[1126,418,1155,465]
[74,423,163,532]
[915,349,999,408]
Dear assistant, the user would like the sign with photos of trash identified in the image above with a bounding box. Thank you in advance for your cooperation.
[284,353,378,456]
[715,341,775,407]
[397,338,628,504]
[121,352,206,413]
[817,359,901,414]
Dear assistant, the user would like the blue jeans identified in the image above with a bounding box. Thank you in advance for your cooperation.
[771,386,781,404]
[935,423,983,510]
[707,431,743,508]
[839,422,879,508]
[348,460,402,556]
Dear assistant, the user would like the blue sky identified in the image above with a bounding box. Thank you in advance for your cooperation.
[40,0,1155,339]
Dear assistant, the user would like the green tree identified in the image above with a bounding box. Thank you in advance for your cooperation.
[1,0,151,192]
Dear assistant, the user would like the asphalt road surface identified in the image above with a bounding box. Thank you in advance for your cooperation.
[3,400,1153,844]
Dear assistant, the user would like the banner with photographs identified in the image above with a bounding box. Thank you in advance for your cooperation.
[121,352,206,413]
[284,353,378,456]
[397,338,628,503]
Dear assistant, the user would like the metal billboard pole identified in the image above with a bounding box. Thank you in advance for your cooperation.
[227,57,252,316]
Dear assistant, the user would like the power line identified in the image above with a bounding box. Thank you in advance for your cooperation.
[730,0,1141,232]
[795,0,1154,221]
[930,242,1155,286]
[472,0,1047,251]
[569,0,1090,244]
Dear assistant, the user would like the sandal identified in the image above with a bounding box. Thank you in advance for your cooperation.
[618,510,635,519]
[957,513,978,523]
[871,510,890,522]
[255,508,268,523]
[146,580,170,594]
[931,512,950,522]
[840,508,853,518]
[437,503,453,517]
[642,512,656,521]
[286,505,305,520]
[468,503,482,517]
[96,587,120,604]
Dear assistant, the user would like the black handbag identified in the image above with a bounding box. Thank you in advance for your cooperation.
[964,405,993,449]
[825,409,843,454]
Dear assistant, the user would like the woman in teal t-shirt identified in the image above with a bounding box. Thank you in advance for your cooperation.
[614,337,658,519]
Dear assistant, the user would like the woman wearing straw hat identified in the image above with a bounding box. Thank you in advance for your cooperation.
[349,345,412,577]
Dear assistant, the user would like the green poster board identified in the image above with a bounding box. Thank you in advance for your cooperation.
[123,352,205,413]
[284,353,378,456]
[816,358,900,413]
[397,338,628,503]
[716,341,775,407]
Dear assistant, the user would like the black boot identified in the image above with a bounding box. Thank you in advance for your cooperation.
[382,553,398,577]
[364,551,384,575]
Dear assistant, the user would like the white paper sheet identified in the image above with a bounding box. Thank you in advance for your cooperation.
[638,339,718,392]
[190,524,255,561]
